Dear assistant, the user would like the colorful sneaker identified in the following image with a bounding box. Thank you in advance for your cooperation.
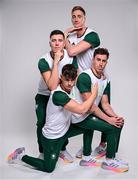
[79,156,102,167]
[7,147,25,164]
[59,150,74,163]
[75,147,83,159]
[91,144,106,159]
[101,158,129,173]
[114,157,128,166]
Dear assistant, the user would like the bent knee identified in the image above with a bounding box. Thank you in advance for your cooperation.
[113,126,122,133]
[45,168,55,173]
[43,165,55,173]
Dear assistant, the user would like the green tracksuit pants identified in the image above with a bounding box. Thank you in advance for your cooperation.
[22,124,87,173]
[75,114,122,158]
[35,94,68,153]
[35,94,49,153]
[22,114,121,173]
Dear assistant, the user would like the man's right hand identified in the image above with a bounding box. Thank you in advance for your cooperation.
[67,27,83,33]
[53,50,64,65]
[64,27,83,39]
[107,116,124,128]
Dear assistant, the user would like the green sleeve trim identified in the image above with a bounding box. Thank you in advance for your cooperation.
[76,73,92,93]
[84,32,100,48]
[72,56,78,69]
[103,82,111,103]
[38,58,50,73]
[52,91,71,106]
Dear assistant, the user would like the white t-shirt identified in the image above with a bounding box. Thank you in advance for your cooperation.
[68,27,100,71]
[71,69,108,123]
[38,49,76,96]
[42,85,75,139]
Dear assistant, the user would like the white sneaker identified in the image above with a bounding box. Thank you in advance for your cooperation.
[79,155,102,167]
[91,144,106,159]
[59,150,74,163]
[75,147,83,159]
[114,157,128,166]
[101,158,129,173]
[7,147,25,164]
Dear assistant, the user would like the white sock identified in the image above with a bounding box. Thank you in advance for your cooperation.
[82,155,91,161]
[19,152,25,160]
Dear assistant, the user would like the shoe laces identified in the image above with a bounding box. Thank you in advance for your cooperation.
[114,157,128,165]
[95,145,106,154]
[105,158,128,168]
[89,157,97,163]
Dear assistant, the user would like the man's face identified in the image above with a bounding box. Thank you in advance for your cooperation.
[93,54,108,74]
[61,75,76,93]
[50,34,65,53]
[71,10,86,28]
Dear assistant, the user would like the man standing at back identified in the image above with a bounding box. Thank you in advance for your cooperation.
[65,6,100,71]
[65,6,107,157]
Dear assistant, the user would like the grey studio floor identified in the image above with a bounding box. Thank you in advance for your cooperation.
[1,128,138,180]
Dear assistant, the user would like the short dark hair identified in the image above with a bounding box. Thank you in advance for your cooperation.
[50,30,65,39]
[72,6,86,16]
[62,64,77,80]
[93,48,109,59]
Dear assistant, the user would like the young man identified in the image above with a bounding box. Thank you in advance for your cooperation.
[65,5,108,159]
[35,30,78,162]
[7,64,98,173]
[71,48,128,172]
[64,6,100,71]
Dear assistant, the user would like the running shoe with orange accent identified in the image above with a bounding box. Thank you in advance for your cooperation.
[101,158,129,173]
[7,147,25,164]
[59,150,74,163]
[79,156,102,167]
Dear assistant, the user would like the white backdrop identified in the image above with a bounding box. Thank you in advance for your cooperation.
[0,0,138,179]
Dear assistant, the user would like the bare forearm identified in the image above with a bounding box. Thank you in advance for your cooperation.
[102,103,117,117]
[65,40,75,56]
[47,65,59,90]
[80,92,97,114]
[90,105,110,123]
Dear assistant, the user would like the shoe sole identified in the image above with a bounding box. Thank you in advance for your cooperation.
[76,151,106,160]
[101,164,129,173]
[76,155,82,159]
[80,160,101,167]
